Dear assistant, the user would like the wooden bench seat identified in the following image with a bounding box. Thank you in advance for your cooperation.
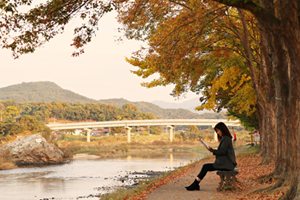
[216,168,239,191]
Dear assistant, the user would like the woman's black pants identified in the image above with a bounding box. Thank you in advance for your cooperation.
[197,163,230,180]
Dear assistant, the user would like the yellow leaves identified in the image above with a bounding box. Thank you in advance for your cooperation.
[210,67,243,94]
[3,106,19,118]
[197,96,217,111]
[116,115,122,121]
[229,83,257,115]
[125,57,141,67]
[197,65,256,116]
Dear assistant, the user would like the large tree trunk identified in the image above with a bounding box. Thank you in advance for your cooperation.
[235,0,300,198]
[275,0,300,199]
[258,24,277,166]
[295,95,300,199]
[259,25,286,177]
[238,9,276,164]
[261,106,276,164]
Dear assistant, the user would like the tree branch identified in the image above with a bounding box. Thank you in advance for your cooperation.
[212,0,280,28]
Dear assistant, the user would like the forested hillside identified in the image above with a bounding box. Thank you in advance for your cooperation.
[0,82,221,119]
[0,100,156,123]
[0,86,227,137]
[99,99,203,119]
[0,81,99,103]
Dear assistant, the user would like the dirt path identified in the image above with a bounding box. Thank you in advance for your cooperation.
[144,146,249,200]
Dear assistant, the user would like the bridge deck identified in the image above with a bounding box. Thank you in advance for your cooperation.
[46,119,240,130]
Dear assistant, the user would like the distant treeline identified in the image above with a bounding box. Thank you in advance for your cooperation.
[0,99,229,139]
[0,100,157,123]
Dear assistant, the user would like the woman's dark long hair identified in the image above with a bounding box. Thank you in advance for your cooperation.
[214,122,232,141]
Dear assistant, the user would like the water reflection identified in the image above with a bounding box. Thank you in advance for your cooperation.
[0,153,204,200]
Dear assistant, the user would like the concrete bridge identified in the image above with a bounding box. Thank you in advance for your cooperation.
[46,119,240,143]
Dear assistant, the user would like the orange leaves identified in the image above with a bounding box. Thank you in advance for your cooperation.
[213,153,284,200]
[223,154,285,200]
[212,49,230,58]
[119,0,259,113]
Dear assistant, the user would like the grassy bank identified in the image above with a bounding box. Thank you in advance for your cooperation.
[0,133,246,170]
[57,134,246,158]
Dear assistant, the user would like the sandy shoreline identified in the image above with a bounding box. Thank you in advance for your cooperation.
[73,153,101,160]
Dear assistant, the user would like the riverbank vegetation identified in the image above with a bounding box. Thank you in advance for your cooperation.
[0,125,249,170]
[0,149,17,170]
[100,145,285,200]
[0,106,250,163]
[58,134,211,159]
[56,126,249,158]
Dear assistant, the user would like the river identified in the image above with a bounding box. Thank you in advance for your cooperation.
[0,152,207,200]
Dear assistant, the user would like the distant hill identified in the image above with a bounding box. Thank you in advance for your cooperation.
[0,81,99,103]
[99,98,202,119]
[98,98,132,108]
[0,81,225,119]
[152,98,213,114]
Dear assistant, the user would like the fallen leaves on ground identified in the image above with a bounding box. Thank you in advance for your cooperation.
[217,154,286,200]
[123,161,199,200]
[124,152,286,200]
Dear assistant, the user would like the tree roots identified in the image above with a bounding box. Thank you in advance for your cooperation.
[252,177,284,194]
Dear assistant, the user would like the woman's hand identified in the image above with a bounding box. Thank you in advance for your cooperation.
[206,146,213,152]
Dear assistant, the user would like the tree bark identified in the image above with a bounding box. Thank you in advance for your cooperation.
[220,0,300,198]
[275,0,300,198]
[238,9,276,164]
[258,24,277,166]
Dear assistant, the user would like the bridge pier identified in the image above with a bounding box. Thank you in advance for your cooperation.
[212,125,220,142]
[167,125,174,142]
[125,126,132,143]
[85,128,92,142]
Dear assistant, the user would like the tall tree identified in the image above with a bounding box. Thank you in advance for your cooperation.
[118,1,300,199]
[119,0,276,165]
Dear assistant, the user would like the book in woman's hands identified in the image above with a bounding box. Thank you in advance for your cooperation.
[200,139,211,148]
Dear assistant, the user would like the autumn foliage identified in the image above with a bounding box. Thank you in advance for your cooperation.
[117,1,260,130]
[2,0,300,199]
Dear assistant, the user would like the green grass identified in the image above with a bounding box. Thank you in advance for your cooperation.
[237,144,259,158]
[76,150,101,154]
[190,147,207,151]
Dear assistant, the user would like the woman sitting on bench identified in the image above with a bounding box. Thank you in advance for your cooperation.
[185,122,237,191]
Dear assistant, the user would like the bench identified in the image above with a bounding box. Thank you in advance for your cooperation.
[216,168,239,191]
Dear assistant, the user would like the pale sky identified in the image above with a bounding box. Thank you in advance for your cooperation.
[0,11,199,103]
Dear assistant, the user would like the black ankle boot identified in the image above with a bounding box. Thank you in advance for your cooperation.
[185,179,200,191]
